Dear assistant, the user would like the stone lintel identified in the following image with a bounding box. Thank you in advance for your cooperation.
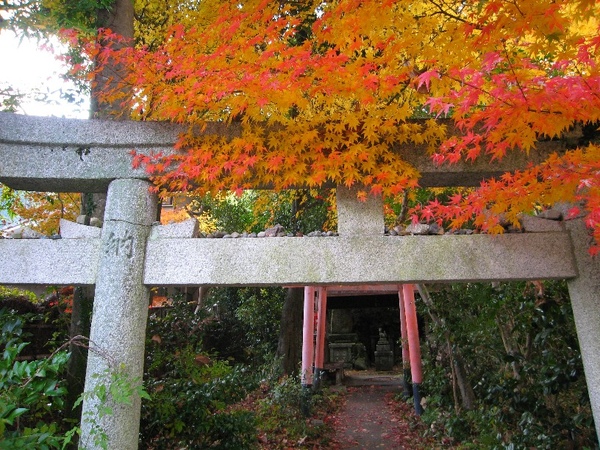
[0,239,100,285]
[0,113,573,192]
[143,232,576,286]
[0,232,577,288]
[0,112,236,192]
[402,140,568,187]
[0,143,172,193]
[0,112,186,147]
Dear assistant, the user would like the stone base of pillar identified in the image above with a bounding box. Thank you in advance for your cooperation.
[412,383,424,416]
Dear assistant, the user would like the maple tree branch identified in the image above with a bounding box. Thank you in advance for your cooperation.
[395,189,410,225]
[442,73,516,110]
[425,0,481,29]
[501,40,529,105]
[573,65,600,104]
[505,0,526,18]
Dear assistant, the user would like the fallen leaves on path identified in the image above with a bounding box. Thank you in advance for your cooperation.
[328,386,440,449]
[384,392,439,449]
[233,380,447,449]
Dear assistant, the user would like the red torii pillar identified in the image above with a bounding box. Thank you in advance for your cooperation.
[301,286,316,387]
[400,284,424,415]
[398,285,412,398]
[314,287,328,387]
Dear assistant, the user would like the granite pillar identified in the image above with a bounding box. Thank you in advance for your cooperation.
[80,179,157,450]
[565,218,600,439]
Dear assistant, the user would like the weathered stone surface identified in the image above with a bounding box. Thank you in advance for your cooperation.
[6,226,47,239]
[0,113,238,192]
[8,227,22,239]
[553,202,586,219]
[81,179,157,450]
[0,239,100,285]
[428,223,445,235]
[149,218,199,239]
[0,226,578,289]
[0,141,167,193]
[520,215,564,233]
[565,218,600,439]
[60,219,102,239]
[538,209,563,220]
[0,113,574,193]
[0,111,185,146]
[337,186,384,236]
[75,214,103,227]
[144,232,576,286]
[89,217,103,228]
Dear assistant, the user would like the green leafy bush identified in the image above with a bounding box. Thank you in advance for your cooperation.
[253,373,340,448]
[418,281,598,449]
[0,286,38,305]
[201,287,284,365]
[140,295,259,449]
[0,308,75,449]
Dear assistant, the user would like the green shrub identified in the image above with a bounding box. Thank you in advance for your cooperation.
[201,287,284,365]
[141,348,259,449]
[252,373,340,448]
[0,286,38,305]
[0,308,76,449]
[140,295,259,449]
[418,281,598,449]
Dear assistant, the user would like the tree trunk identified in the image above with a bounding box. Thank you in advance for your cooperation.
[91,0,134,118]
[64,1,135,445]
[64,287,93,421]
[497,319,522,380]
[277,287,304,376]
[452,350,476,411]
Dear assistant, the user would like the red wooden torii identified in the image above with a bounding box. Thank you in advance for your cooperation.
[301,284,424,415]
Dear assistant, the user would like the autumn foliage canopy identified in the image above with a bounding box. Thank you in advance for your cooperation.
[68,0,600,249]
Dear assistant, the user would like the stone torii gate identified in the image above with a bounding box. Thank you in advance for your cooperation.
[0,112,598,447]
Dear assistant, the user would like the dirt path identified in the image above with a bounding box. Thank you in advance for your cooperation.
[330,372,431,449]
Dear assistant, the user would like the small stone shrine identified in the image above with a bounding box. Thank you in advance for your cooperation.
[328,309,358,368]
[374,328,394,371]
